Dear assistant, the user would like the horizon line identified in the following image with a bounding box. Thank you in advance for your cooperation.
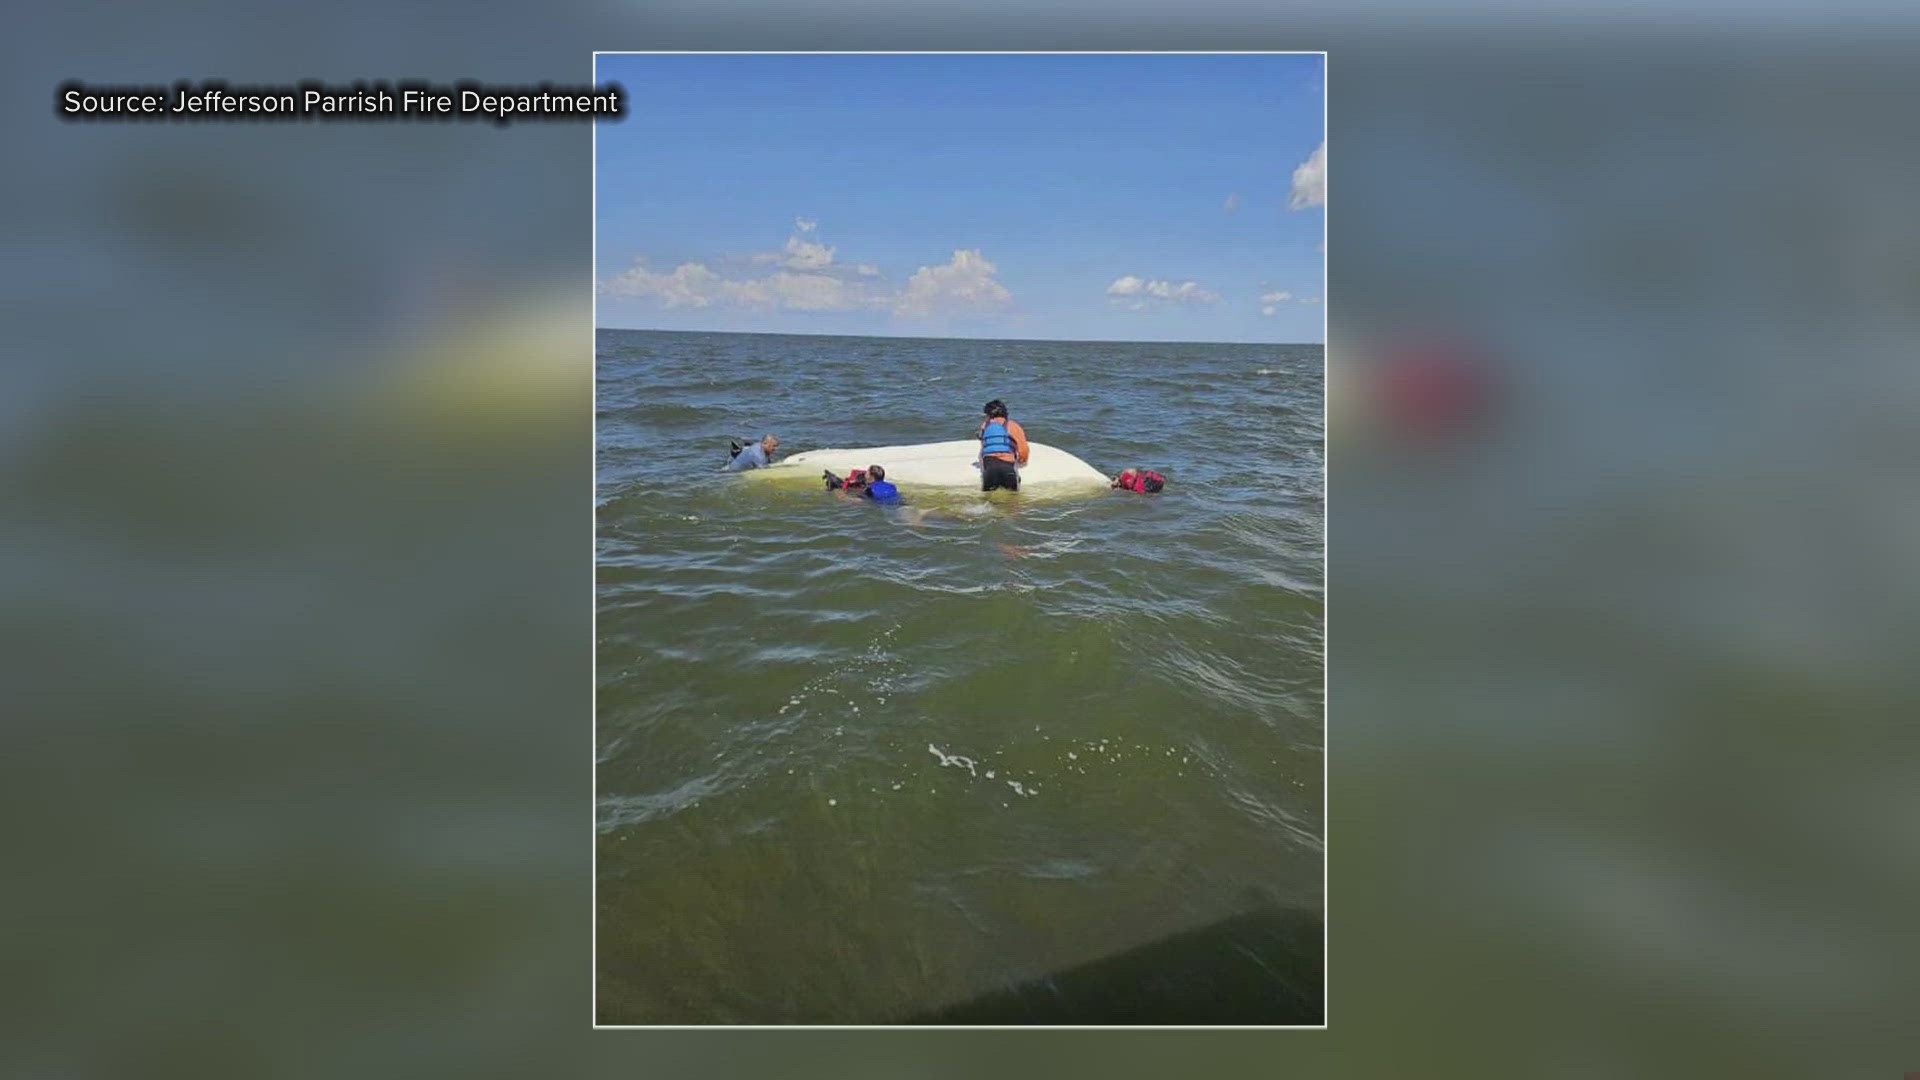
[595,325,1325,347]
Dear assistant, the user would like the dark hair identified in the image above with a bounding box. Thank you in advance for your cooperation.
[868,464,885,481]
[983,399,1008,419]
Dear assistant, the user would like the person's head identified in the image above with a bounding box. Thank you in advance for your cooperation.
[867,464,885,481]
[760,434,779,454]
[983,399,1008,420]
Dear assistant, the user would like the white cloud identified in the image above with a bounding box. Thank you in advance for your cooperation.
[1290,141,1326,210]
[1262,305,1276,316]
[602,259,886,313]
[742,220,839,270]
[1223,192,1242,214]
[1260,290,1292,304]
[769,271,874,311]
[601,260,772,309]
[1108,275,1219,307]
[605,221,1013,320]
[1149,280,1218,303]
[895,249,1011,318]
[604,236,1010,320]
[783,235,835,270]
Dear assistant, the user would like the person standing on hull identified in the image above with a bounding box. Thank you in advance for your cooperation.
[975,399,1029,492]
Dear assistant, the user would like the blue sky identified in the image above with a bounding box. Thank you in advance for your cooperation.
[595,53,1324,343]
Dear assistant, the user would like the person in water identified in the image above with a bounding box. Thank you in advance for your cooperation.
[1112,468,1167,493]
[726,433,779,471]
[824,467,870,494]
[823,464,902,504]
[975,399,1029,491]
[861,464,901,503]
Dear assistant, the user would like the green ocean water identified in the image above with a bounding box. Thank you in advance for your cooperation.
[596,328,1323,1023]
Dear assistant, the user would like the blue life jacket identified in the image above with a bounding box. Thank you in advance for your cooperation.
[979,419,1018,458]
[865,479,900,502]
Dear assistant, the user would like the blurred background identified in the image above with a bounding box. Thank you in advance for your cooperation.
[7,2,1920,1076]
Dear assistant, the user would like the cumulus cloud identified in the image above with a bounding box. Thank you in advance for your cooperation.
[1109,275,1219,306]
[1260,290,1292,304]
[1290,141,1326,210]
[602,258,888,313]
[747,220,836,269]
[601,232,1010,320]
[1149,280,1218,303]
[600,260,770,309]
[1223,192,1242,214]
[896,249,1012,317]
[768,270,869,311]
[782,235,835,270]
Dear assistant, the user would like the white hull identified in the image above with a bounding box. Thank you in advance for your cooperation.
[752,439,1109,489]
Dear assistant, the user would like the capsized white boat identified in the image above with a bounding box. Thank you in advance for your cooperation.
[750,439,1110,489]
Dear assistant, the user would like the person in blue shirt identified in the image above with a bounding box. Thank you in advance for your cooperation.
[823,464,902,504]
[726,433,779,471]
[862,464,901,504]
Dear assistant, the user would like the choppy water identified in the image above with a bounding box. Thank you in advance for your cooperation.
[596,328,1323,1023]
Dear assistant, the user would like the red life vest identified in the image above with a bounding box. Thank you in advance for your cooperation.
[824,468,870,493]
[1118,470,1165,493]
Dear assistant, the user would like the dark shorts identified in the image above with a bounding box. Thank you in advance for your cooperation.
[981,456,1020,492]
